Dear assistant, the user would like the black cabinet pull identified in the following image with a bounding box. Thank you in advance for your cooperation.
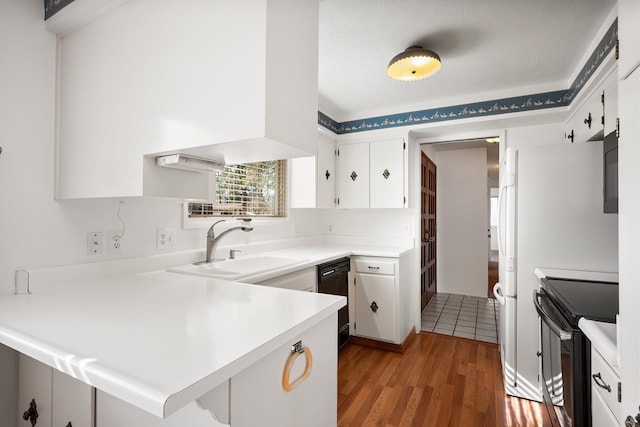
[325,170,331,180]
[592,372,611,392]
[584,112,592,128]
[22,399,38,426]
[370,301,379,313]
[66,423,73,427]
[566,129,574,143]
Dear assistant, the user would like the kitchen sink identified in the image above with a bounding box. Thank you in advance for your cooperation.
[168,255,307,280]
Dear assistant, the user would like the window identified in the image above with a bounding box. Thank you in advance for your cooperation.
[188,160,287,218]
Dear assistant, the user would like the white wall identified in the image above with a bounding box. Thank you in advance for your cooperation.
[432,146,489,297]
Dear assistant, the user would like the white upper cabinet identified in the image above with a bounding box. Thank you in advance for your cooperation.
[336,139,406,209]
[55,0,319,199]
[603,71,619,137]
[370,139,406,208]
[317,134,337,209]
[619,0,640,79]
[290,133,336,209]
[337,142,369,208]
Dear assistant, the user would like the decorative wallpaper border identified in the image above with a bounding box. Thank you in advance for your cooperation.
[320,19,618,135]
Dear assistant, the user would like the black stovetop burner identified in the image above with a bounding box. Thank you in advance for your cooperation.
[541,277,618,326]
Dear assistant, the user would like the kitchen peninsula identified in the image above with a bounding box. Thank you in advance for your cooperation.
[0,270,345,426]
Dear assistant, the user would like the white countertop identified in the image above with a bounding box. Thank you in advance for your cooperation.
[579,317,619,372]
[0,271,346,418]
[168,243,412,283]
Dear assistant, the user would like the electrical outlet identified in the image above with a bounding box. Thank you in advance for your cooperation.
[157,228,175,250]
[108,230,124,254]
[87,232,103,255]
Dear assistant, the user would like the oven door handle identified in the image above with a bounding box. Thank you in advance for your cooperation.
[533,289,572,340]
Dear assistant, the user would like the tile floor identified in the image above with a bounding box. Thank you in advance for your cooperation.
[421,293,499,343]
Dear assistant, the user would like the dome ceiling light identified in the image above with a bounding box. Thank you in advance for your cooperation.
[387,46,442,82]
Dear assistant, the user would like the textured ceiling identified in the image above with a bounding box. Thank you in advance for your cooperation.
[318,0,617,121]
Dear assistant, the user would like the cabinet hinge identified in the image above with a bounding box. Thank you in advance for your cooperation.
[336,149,340,156]
[354,321,356,330]
[601,92,605,105]
[337,197,340,206]
[618,381,622,402]
[615,39,619,60]
[354,277,356,286]
[403,196,406,205]
[403,142,406,150]
[616,118,620,138]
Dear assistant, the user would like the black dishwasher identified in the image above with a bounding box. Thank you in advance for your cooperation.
[317,257,350,349]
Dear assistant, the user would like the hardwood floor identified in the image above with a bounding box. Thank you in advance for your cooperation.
[338,332,551,427]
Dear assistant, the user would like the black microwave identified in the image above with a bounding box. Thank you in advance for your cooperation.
[604,131,618,213]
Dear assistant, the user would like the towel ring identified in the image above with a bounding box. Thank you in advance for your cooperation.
[282,341,313,392]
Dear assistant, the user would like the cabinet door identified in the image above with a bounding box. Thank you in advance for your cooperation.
[355,273,396,342]
[18,355,52,427]
[52,370,94,427]
[619,0,640,79]
[564,91,603,143]
[337,143,369,208]
[230,314,337,427]
[591,385,620,427]
[603,73,618,137]
[317,135,336,209]
[370,139,405,208]
[290,156,317,209]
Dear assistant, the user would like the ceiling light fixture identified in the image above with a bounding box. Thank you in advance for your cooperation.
[387,46,442,81]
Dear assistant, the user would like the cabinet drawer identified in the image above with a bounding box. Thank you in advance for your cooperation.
[591,348,622,424]
[354,260,395,275]
[592,384,619,427]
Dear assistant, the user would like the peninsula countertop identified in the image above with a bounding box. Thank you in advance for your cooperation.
[0,271,346,418]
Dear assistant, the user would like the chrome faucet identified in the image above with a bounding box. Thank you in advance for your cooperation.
[203,219,253,263]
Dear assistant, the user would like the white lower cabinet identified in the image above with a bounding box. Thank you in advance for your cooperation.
[229,313,337,427]
[18,354,94,427]
[353,255,411,344]
[590,348,622,426]
[96,314,337,427]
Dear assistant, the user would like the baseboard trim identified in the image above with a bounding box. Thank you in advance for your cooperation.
[348,328,416,354]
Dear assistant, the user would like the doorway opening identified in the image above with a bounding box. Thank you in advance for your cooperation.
[419,137,500,342]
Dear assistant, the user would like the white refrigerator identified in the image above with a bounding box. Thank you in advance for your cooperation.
[493,142,618,401]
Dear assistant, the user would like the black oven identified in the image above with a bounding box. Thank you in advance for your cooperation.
[533,278,618,427]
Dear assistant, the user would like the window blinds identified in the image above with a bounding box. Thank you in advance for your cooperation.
[188,160,286,217]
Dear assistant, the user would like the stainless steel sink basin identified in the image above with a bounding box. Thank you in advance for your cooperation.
[169,255,307,280]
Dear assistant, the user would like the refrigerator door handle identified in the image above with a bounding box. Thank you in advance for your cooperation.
[496,184,507,257]
[493,282,506,305]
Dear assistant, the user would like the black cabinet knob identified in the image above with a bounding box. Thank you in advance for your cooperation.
[22,399,38,426]
[584,112,592,128]
[370,301,379,313]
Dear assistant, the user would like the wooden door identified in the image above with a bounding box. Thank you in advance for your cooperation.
[421,152,437,310]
